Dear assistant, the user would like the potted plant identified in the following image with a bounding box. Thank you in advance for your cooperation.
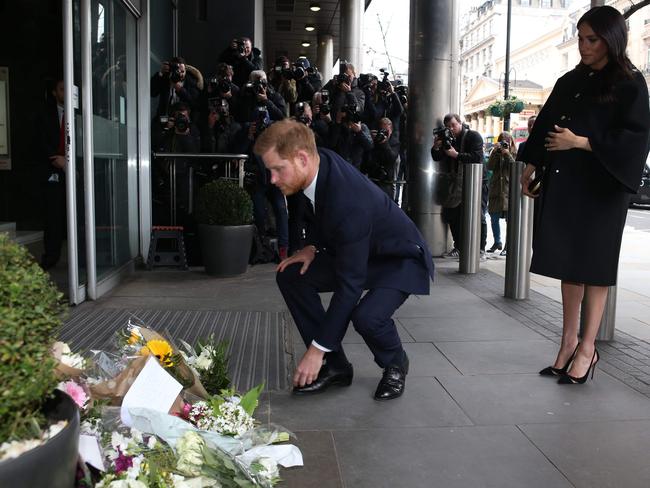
[195,178,255,277]
[487,95,526,120]
[0,233,80,487]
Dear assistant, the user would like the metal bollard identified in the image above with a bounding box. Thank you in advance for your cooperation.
[580,285,616,341]
[459,163,483,274]
[504,161,534,299]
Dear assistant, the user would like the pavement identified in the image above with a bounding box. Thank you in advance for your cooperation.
[59,208,650,487]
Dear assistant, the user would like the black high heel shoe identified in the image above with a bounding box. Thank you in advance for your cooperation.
[539,344,579,377]
[558,349,599,385]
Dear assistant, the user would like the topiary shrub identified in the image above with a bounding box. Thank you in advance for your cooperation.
[195,179,254,226]
[0,233,66,443]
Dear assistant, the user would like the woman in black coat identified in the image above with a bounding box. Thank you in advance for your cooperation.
[520,6,650,384]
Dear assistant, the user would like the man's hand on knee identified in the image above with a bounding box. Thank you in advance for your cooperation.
[293,345,325,387]
[277,245,317,274]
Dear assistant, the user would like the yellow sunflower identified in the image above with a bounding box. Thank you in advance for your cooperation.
[140,339,174,367]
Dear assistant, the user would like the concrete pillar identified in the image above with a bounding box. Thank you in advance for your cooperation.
[340,0,364,70]
[316,34,334,85]
[407,0,458,256]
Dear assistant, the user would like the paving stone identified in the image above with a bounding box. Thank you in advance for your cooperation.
[520,420,650,488]
[281,431,343,488]
[333,426,571,488]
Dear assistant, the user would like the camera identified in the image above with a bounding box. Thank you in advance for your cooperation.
[255,106,270,132]
[169,62,183,83]
[433,126,455,150]
[174,113,189,132]
[342,102,361,124]
[208,77,232,95]
[245,79,267,97]
[319,90,330,115]
[374,128,389,144]
[233,38,246,56]
[395,85,408,105]
[378,68,391,94]
[499,141,509,149]
[358,73,377,90]
[295,102,310,125]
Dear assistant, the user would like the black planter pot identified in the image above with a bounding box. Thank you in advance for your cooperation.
[199,223,254,277]
[0,390,80,488]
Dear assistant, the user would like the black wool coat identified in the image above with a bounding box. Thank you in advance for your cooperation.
[520,64,650,285]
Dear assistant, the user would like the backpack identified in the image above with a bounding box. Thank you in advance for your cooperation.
[249,228,278,265]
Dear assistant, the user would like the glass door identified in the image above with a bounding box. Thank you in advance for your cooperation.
[90,0,139,281]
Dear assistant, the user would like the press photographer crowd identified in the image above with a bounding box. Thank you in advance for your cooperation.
[150,36,519,264]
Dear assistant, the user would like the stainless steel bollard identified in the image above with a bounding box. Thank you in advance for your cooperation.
[505,161,534,299]
[580,285,616,341]
[459,163,483,274]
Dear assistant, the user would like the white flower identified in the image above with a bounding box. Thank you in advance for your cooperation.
[125,454,144,479]
[111,431,130,453]
[176,431,206,477]
[172,474,221,488]
[147,436,157,449]
[255,457,279,480]
[194,354,212,371]
[106,480,148,488]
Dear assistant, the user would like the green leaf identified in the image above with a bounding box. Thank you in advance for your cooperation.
[239,383,265,416]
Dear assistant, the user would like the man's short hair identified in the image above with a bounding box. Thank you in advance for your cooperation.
[216,62,233,78]
[250,70,267,82]
[443,113,462,125]
[379,117,392,128]
[253,119,317,160]
[170,56,186,65]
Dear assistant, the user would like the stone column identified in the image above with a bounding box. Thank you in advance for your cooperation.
[340,0,364,70]
[316,34,334,84]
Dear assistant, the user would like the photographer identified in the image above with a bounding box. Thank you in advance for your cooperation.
[371,72,404,139]
[328,95,373,170]
[322,61,365,118]
[233,70,286,124]
[204,63,240,113]
[218,37,263,88]
[269,56,298,117]
[294,58,317,105]
[367,118,401,200]
[486,132,516,255]
[201,99,245,154]
[150,56,202,118]
[151,102,201,225]
[431,113,484,258]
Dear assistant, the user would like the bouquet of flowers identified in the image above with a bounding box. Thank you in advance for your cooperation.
[186,384,263,437]
[179,337,231,396]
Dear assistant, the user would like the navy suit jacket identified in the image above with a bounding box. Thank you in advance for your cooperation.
[307,148,435,349]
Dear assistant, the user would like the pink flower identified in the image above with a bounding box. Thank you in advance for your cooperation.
[58,380,88,410]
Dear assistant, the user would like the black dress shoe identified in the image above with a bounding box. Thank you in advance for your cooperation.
[374,355,409,401]
[292,363,353,395]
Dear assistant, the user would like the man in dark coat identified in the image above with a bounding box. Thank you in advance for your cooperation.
[254,120,435,401]
[431,113,484,257]
[150,56,202,118]
[38,79,67,270]
[218,37,263,89]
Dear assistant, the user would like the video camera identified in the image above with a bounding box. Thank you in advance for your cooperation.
[169,62,183,83]
[395,85,408,105]
[433,126,455,150]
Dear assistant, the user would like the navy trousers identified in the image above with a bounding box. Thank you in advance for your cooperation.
[276,253,409,368]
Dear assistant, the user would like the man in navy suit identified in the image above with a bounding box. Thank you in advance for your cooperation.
[254,120,434,400]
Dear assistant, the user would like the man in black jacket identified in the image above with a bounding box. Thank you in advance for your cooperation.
[150,56,201,119]
[218,37,263,88]
[38,79,66,270]
[431,113,484,257]
[367,118,400,200]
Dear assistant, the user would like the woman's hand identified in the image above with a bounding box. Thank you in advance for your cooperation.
[545,124,592,152]
[521,163,538,198]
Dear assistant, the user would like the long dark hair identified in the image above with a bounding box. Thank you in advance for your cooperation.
[577,6,635,101]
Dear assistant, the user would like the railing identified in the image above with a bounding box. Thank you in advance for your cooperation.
[151,152,249,226]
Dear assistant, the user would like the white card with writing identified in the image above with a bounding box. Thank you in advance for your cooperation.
[79,434,105,472]
[121,356,182,426]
